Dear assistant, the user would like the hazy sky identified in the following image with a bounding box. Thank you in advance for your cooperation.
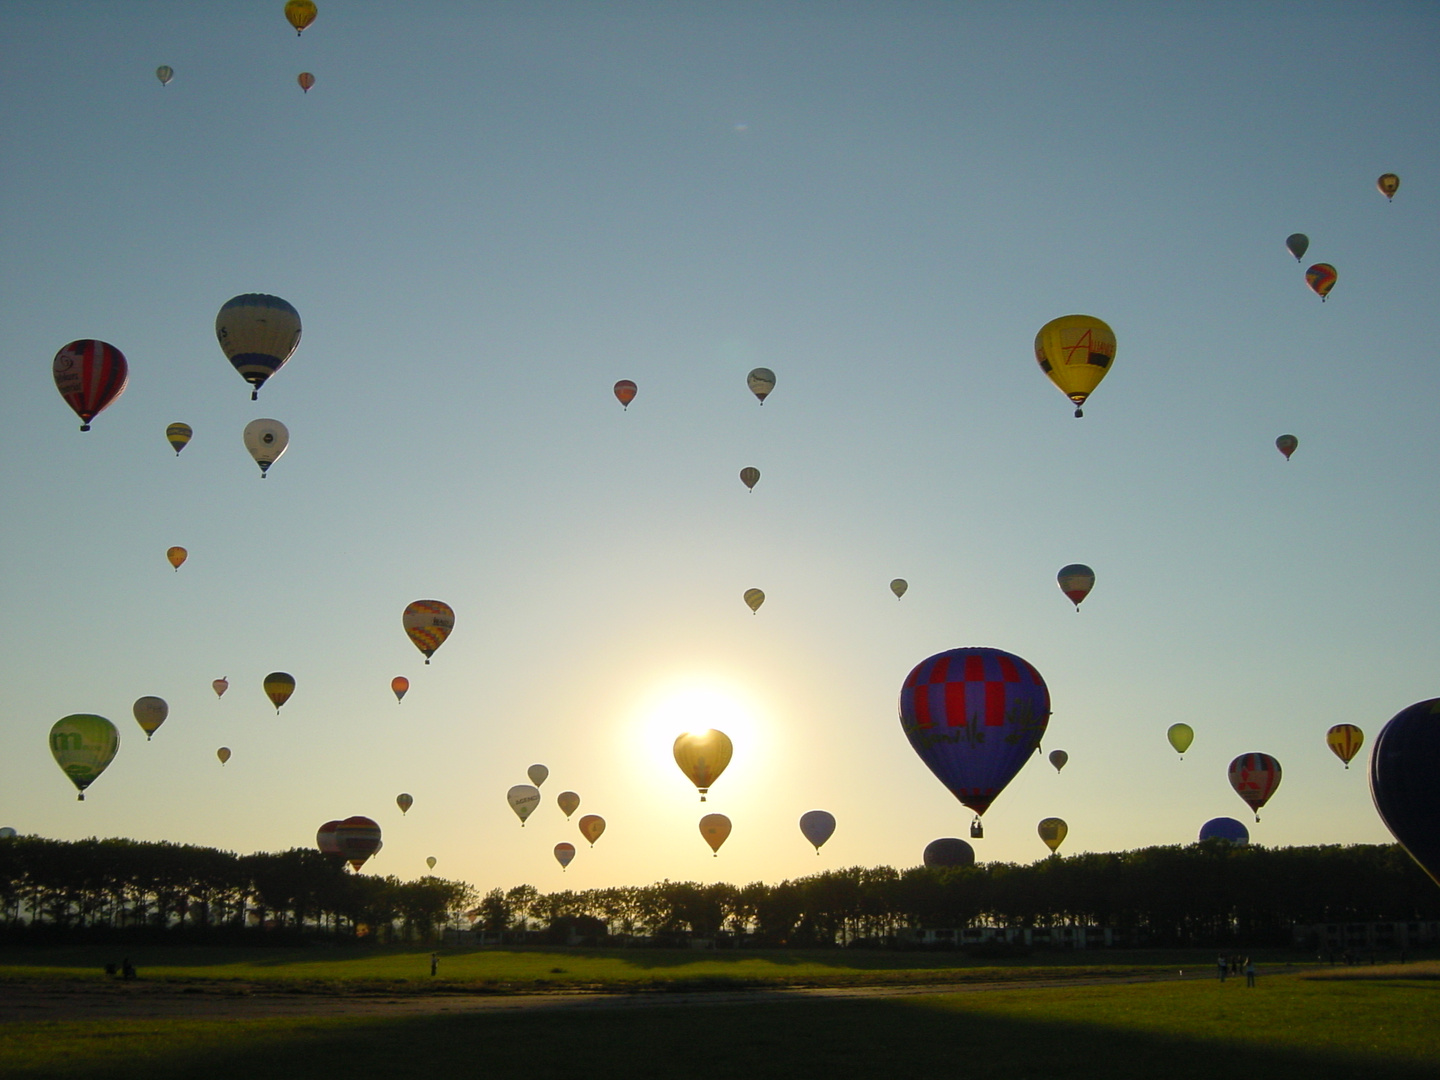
[2,2,1437,895]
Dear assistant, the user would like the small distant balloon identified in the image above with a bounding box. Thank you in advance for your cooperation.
[243,418,289,478]
[166,546,188,571]
[1228,753,1282,821]
[557,791,580,819]
[890,578,908,599]
[1276,434,1298,461]
[1326,724,1364,769]
[527,764,549,787]
[1034,315,1115,418]
[285,0,317,35]
[1305,263,1337,301]
[554,842,576,870]
[1167,723,1194,758]
[50,715,119,801]
[426,856,437,870]
[54,340,128,431]
[1049,749,1068,773]
[396,793,413,815]
[1284,234,1309,262]
[1376,173,1400,201]
[132,696,168,741]
[613,380,637,409]
[166,423,192,455]
[1038,817,1068,853]
[739,467,760,491]
[743,588,765,613]
[212,677,229,699]
[391,676,408,703]
[297,72,315,93]
[1056,564,1094,610]
[156,65,174,86]
[1198,817,1249,845]
[799,810,836,853]
[578,814,606,847]
[747,367,776,404]
[923,838,975,869]
[1369,698,1440,886]
[263,672,296,713]
[403,600,454,664]
[699,813,731,855]
[673,729,732,801]
[507,784,541,825]
[217,747,231,766]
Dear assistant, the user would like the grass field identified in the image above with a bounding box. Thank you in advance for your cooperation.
[1,948,1436,1079]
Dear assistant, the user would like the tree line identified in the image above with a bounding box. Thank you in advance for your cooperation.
[1,835,1436,948]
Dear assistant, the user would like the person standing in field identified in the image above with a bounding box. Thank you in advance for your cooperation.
[1244,958,1256,987]
[1217,955,1227,981]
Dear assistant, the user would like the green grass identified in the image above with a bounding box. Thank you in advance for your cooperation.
[1,972,1436,1079]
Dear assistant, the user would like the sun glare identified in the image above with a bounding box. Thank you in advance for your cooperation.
[630,677,769,801]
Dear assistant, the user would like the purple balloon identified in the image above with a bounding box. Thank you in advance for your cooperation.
[1198,817,1250,845]
[1370,698,1440,887]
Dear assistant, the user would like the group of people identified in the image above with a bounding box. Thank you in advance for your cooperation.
[104,959,137,980]
[1217,955,1256,986]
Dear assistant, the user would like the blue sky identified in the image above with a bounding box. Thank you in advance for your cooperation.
[1,2,1437,893]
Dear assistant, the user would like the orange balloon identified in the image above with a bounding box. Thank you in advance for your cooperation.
[578,814,606,847]
[297,72,315,94]
[391,676,409,703]
[614,380,637,409]
[166,546,187,571]
[699,813,731,855]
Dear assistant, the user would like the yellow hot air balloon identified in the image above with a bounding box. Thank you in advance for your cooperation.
[166,422,192,455]
[739,467,760,491]
[890,578,908,599]
[1326,724,1364,769]
[426,856,437,870]
[217,746,231,765]
[264,672,296,713]
[1034,315,1116,418]
[132,696,168,741]
[396,793,413,815]
[673,729,732,801]
[699,813,731,855]
[527,764,549,787]
[285,0,317,35]
[1038,817,1068,853]
[49,715,120,801]
[1377,173,1400,201]
[557,791,580,819]
[578,814,606,847]
[743,588,765,613]
[166,546,187,571]
[1167,723,1194,758]
[403,600,454,664]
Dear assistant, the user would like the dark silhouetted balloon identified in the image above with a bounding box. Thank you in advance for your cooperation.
[1369,698,1440,886]
[1198,817,1249,845]
[922,838,975,868]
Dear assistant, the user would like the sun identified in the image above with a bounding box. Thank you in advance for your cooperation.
[628,676,769,801]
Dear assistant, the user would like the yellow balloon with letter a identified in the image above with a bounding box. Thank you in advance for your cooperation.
[1038,817,1068,853]
[1034,315,1116,418]
[674,729,732,801]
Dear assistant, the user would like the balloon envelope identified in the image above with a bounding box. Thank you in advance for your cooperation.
[1327,724,1364,768]
[747,367,776,403]
[403,600,454,663]
[0,828,16,840]
[166,546,187,570]
[1198,817,1249,845]
[156,65,173,86]
[132,696,168,740]
[507,784,540,825]
[699,813,731,854]
[285,0,317,34]
[216,294,301,399]
[264,672,295,712]
[49,715,119,799]
[243,419,289,477]
[336,815,382,871]
[1284,233,1309,262]
[217,746,231,765]
[426,856,437,870]
[391,676,408,702]
[1038,817,1068,853]
[1228,753,1282,820]
[739,467,760,491]
[1034,315,1115,417]
[799,810,836,852]
[212,677,229,699]
[527,764,549,787]
[1369,699,1440,885]
[1167,723,1194,757]
[53,340,128,431]
[316,819,342,855]
[923,838,975,868]
[1376,173,1400,200]
[743,588,764,613]
[1305,263,1337,300]
[578,814,606,846]
[673,729,732,800]
[1056,564,1094,609]
[898,647,1050,817]
[613,380,637,408]
[396,793,413,815]
[557,791,580,819]
[1276,434,1298,460]
[890,578,908,599]
[1049,749,1068,773]
[297,72,315,93]
[553,842,576,869]
[166,423,192,455]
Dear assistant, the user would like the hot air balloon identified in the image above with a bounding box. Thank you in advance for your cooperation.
[673,729,732,801]
[212,677,229,699]
[285,0,317,36]
[1056,564,1094,610]
[132,696,168,740]
[1305,263,1337,301]
[263,672,295,713]
[922,838,975,868]
[316,820,342,855]
[743,588,765,613]
[49,715,119,800]
[1376,173,1400,201]
[53,340,128,431]
[899,647,1050,831]
[426,856,437,870]
[156,65,173,86]
[166,423,192,455]
[799,810,835,854]
[391,676,408,703]
[1167,723,1194,758]
[1038,817,1068,853]
[243,419,289,478]
[297,72,315,93]
[613,380,637,409]
[403,600,454,664]
[0,828,16,840]
[747,367,776,404]
[507,784,540,825]
[739,467,760,491]
[1198,817,1249,845]
[217,746,232,766]
[1049,749,1068,773]
[166,546,187,571]
[699,813,731,855]
[890,579,908,599]
[1276,434,1298,461]
[1284,234,1309,262]
[335,815,382,871]
[1228,753,1282,821]
[554,842,576,870]
[1326,724,1364,769]
[1034,315,1116,418]
[578,814,606,847]
[216,294,301,399]
[1370,698,1440,885]
[528,764,549,787]
[557,791,580,819]
[396,793,413,815]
